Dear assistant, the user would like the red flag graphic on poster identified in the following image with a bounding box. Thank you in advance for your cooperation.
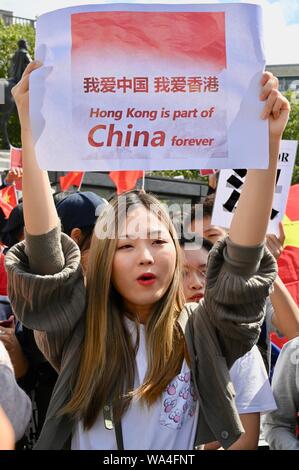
[278,184,299,305]
[70,10,228,171]
[109,171,143,194]
[0,186,18,219]
[60,171,84,191]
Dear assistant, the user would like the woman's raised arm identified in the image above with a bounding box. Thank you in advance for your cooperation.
[12,61,59,236]
[229,73,290,247]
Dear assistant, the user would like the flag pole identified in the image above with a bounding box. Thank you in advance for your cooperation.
[77,172,85,192]
[12,182,18,202]
[140,171,146,193]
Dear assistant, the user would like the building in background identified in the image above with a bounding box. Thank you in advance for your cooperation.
[0,9,35,27]
[266,64,299,103]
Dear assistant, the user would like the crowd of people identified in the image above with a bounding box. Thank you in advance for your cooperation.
[0,59,298,452]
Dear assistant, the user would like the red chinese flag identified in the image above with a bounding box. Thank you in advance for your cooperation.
[109,171,144,195]
[278,184,299,305]
[60,172,84,191]
[0,186,18,219]
[0,253,7,295]
[13,178,22,191]
[199,169,217,176]
[9,146,23,190]
[10,146,22,168]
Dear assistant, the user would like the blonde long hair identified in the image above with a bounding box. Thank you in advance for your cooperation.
[62,191,185,428]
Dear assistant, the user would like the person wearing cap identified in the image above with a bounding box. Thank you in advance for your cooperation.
[55,191,107,274]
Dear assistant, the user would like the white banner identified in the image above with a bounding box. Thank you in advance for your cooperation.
[30,3,268,171]
[211,140,298,235]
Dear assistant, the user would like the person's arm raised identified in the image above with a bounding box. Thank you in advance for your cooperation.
[5,63,85,364]
[201,75,289,372]
[266,223,299,339]
[12,61,59,235]
[229,73,290,247]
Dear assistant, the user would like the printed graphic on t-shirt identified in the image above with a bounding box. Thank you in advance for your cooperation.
[159,370,197,430]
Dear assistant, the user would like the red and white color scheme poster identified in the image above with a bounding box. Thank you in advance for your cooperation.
[30,3,267,171]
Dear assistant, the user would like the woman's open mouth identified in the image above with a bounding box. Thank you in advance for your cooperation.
[137,273,157,286]
[189,294,203,302]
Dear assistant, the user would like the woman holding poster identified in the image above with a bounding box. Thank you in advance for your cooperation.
[5,61,290,450]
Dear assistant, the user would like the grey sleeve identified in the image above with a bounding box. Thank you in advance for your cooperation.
[5,225,86,371]
[263,337,299,450]
[0,343,32,441]
[265,298,282,336]
[25,224,65,275]
[202,237,277,367]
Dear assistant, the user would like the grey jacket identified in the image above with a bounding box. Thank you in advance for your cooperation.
[5,225,277,450]
[264,336,299,450]
[0,341,32,441]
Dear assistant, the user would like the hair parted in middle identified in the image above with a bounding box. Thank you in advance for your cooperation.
[62,191,186,428]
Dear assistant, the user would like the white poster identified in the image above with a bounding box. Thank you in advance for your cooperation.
[211,140,298,235]
[30,3,268,171]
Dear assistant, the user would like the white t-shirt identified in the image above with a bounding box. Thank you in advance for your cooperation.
[71,318,199,450]
[230,345,277,415]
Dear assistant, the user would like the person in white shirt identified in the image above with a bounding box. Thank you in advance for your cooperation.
[181,236,276,449]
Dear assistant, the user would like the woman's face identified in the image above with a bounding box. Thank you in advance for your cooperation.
[182,247,209,302]
[111,206,176,321]
[191,216,227,245]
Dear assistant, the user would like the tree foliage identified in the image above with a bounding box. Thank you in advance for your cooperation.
[0,20,35,78]
[151,169,207,183]
[283,92,299,184]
